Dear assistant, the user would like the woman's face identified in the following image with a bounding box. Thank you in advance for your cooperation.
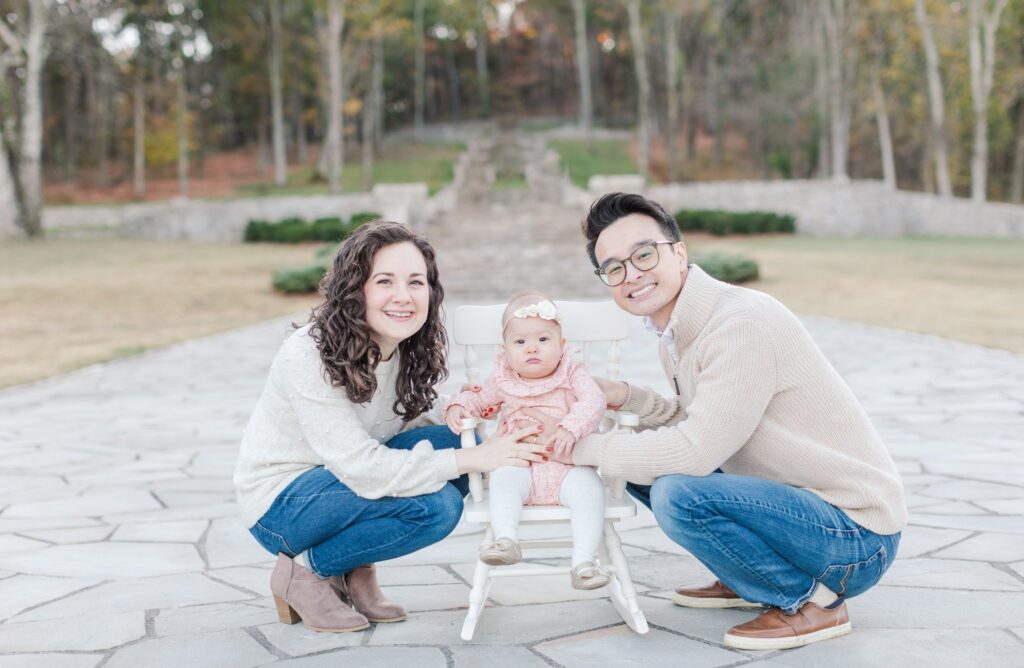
[363,241,430,359]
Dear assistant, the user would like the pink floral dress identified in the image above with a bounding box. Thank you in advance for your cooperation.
[446,348,606,504]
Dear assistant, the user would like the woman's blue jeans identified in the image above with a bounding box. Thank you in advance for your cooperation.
[249,425,468,577]
[628,472,900,614]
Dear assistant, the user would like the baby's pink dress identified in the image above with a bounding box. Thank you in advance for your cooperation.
[447,348,606,504]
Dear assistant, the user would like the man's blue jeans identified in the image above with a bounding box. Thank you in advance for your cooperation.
[249,425,468,577]
[628,472,900,614]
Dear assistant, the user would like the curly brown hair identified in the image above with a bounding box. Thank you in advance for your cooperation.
[307,221,447,419]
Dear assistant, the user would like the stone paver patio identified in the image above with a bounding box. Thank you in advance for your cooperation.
[1,304,1023,667]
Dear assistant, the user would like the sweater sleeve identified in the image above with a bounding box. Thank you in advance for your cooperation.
[620,383,689,429]
[445,378,504,419]
[586,317,779,483]
[282,339,458,499]
[558,362,608,439]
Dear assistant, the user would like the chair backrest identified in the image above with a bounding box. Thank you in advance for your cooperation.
[451,300,630,383]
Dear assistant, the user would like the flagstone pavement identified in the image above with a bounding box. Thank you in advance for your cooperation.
[1,307,1023,667]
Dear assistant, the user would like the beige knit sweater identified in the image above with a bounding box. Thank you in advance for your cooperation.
[573,266,907,535]
[234,324,458,527]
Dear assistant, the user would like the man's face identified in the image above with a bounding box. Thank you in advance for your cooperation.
[594,214,687,327]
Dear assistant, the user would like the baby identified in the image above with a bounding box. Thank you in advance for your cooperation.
[445,291,610,590]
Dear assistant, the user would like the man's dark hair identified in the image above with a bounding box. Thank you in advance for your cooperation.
[581,192,681,268]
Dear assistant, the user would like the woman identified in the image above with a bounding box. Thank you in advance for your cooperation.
[234,221,548,633]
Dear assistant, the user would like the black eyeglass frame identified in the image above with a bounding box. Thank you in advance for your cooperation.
[593,241,677,287]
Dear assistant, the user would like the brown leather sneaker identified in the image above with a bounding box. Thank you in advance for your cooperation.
[672,579,763,609]
[723,601,851,650]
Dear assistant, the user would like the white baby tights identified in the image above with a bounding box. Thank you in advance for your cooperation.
[488,465,606,567]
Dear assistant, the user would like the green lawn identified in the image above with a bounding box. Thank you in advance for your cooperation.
[549,138,638,188]
[234,142,464,197]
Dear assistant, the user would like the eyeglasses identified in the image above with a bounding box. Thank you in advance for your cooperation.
[594,241,676,287]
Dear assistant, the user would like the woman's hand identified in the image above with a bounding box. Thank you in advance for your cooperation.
[592,376,629,409]
[545,427,577,463]
[457,384,502,421]
[455,424,551,474]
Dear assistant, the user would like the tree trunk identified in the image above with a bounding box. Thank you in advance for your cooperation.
[362,82,374,191]
[872,69,896,190]
[133,51,146,198]
[414,0,425,138]
[0,125,21,237]
[269,0,287,186]
[372,28,384,147]
[821,0,851,182]
[1011,102,1024,203]
[627,0,650,179]
[444,39,461,119]
[664,4,680,182]
[968,0,1009,203]
[95,57,111,187]
[18,0,49,236]
[63,64,78,179]
[475,0,489,116]
[176,65,189,197]
[914,0,952,197]
[291,80,307,164]
[813,7,830,178]
[571,0,592,137]
[325,0,344,193]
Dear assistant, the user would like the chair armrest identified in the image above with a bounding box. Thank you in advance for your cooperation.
[460,417,486,503]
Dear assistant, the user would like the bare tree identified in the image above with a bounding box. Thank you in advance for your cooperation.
[872,69,896,190]
[176,62,189,197]
[269,0,287,186]
[323,0,344,193]
[813,5,830,178]
[133,47,146,198]
[0,0,51,236]
[663,1,681,182]
[914,0,953,197]
[475,0,489,116]
[821,0,854,182]
[414,0,425,138]
[571,0,592,136]
[967,0,1009,202]
[372,27,384,147]
[1011,102,1024,203]
[627,0,650,178]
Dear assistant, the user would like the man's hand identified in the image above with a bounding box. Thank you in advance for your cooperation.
[593,376,629,409]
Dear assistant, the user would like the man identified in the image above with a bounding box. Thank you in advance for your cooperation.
[568,192,905,650]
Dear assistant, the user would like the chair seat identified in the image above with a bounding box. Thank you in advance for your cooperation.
[463,488,638,523]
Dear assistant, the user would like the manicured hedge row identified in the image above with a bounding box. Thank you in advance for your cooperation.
[690,252,760,284]
[246,212,381,243]
[274,249,760,294]
[675,209,795,236]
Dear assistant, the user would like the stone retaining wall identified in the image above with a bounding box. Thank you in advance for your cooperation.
[41,183,449,242]
[566,178,1024,239]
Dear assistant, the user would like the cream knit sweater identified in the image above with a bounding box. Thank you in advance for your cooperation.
[573,266,907,535]
[234,324,458,527]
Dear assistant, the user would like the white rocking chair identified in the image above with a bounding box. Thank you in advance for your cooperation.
[451,300,649,641]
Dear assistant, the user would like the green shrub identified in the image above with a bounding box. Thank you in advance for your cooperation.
[691,252,760,284]
[349,211,381,230]
[311,216,346,241]
[272,264,328,293]
[243,219,271,242]
[673,209,795,236]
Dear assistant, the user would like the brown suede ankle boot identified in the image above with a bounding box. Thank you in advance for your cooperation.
[270,553,369,633]
[333,564,407,623]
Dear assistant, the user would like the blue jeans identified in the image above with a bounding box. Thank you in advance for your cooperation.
[628,472,900,614]
[249,425,468,577]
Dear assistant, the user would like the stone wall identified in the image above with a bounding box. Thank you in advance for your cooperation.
[566,178,1024,239]
[41,183,450,242]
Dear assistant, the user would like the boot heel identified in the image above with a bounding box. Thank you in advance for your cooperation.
[274,595,301,624]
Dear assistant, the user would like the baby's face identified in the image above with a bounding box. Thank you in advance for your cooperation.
[503,317,564,380]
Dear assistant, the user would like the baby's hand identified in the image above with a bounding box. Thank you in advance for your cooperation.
[445,405,473,434]
[545,427,577,462]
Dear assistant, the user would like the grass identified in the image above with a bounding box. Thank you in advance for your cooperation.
[685,234,1024,354]
[1,234,1021,389]
[233,142,464,197]
[548,138,638,188]
[0,239,320,388]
